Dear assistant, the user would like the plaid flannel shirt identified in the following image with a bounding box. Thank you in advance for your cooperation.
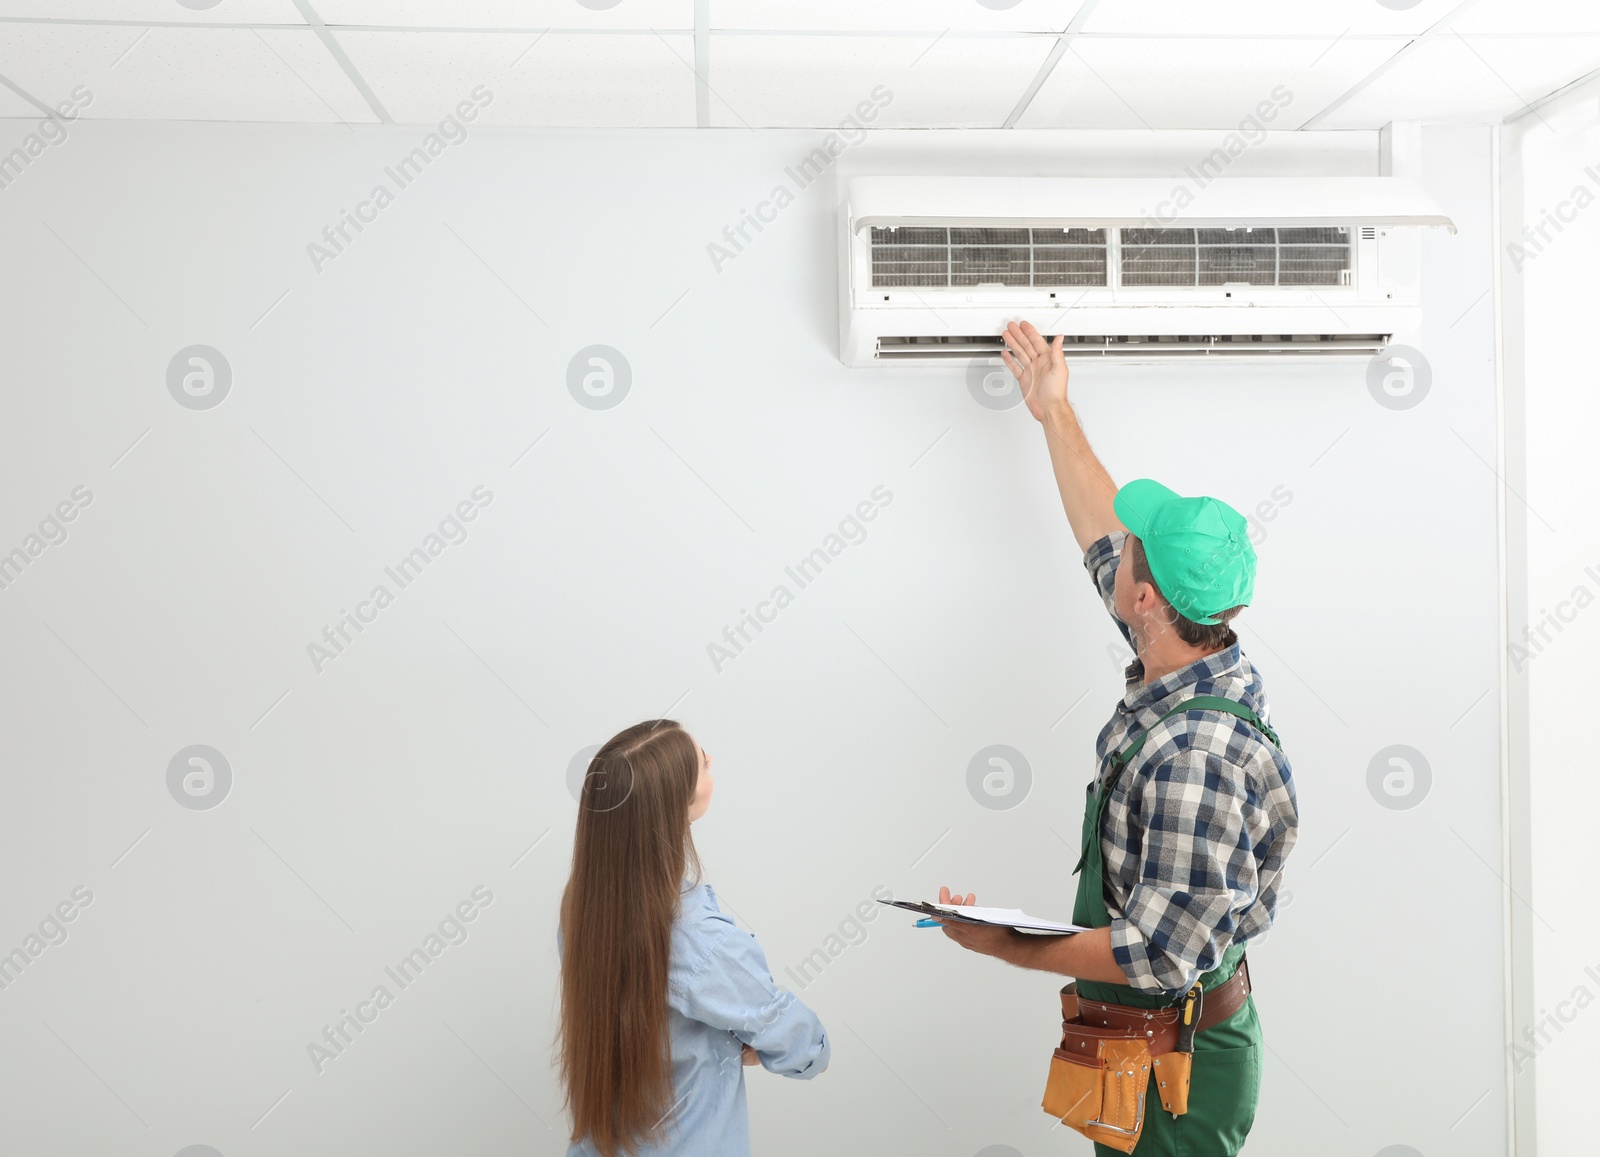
[1084,530,1299,996]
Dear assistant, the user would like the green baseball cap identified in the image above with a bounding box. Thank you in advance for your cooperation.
[1113,479,1256,625]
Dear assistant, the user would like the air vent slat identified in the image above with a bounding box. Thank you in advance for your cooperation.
[875,333,1389,360]
[1281,227,1349,244]
[1122,234,1198,286]
[1279,246,1352,285]
[1198,243,1276,286]
[871,226,947,246]
[1031,246,1108,285]
[951,245,1030,286]
[950,227,1030,245]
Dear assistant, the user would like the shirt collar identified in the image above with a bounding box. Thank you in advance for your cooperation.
[1123,642,1243,719]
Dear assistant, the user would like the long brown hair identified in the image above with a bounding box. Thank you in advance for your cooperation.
[558,720,703,1157]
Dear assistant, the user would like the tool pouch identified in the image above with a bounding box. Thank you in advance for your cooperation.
[1153,980,1201,1115]
[1152,1049,1192,1115]
[1041,984,1151,1153]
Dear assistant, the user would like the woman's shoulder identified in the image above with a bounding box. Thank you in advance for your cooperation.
[674,880,732,935]
[670,881,751,983]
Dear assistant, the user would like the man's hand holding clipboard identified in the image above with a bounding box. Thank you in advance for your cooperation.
[932,886,1067,959]
[877,886,1129,985]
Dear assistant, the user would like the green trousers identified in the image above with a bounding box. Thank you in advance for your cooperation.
[1089,996,1262,1157]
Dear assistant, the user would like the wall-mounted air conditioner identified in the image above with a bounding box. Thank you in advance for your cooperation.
[839,176,1456,365]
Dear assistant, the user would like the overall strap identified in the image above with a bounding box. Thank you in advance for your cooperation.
[1104,695,1280,792]
[1112,694,1280,770]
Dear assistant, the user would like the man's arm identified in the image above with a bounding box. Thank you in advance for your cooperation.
[1000,321,1125,553]
[944,922,1132,985]
[934,886,1129,984]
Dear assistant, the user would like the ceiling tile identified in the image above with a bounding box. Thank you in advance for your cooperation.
[1017,36,1398,130]
[710,0,1086,34]
[314,0,693,30]
[0,0,305,23]
[0,23,372,121]
[254,27,381,122]
[1080,0,1459,38]
[1316,35,1600,127]
[338,30,696,126]
[707,33,1052,127]
[1454,0,1600,36]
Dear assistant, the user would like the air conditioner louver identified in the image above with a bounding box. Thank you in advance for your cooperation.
[875,333,1391,359]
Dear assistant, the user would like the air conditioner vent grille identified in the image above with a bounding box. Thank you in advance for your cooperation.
[871,224,1353,290]
[870,226,1108,288]
[1120,227,1351,287]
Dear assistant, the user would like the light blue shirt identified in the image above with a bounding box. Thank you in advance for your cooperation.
[564,881,830,1157]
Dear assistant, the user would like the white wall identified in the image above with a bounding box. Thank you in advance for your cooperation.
[1504,82,1600,1157]
[0,118,1507,1156]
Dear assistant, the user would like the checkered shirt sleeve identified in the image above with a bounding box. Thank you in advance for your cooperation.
[1086,530,1138,653]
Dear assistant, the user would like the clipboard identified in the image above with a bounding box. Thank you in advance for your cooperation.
[878,898,1090,936]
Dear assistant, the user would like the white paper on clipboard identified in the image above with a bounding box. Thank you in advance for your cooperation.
[878,898,1091,935]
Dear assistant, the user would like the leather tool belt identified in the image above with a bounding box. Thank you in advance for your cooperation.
[1041,956,1253,1153]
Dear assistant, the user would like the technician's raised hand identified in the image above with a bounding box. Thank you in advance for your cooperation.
[1002,320,1121,552]
[1000,320,1068,422]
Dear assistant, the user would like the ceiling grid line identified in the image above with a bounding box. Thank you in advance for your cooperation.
[0,66,55,117]
[1506,61,1600,122]
[694,0,709,127]
[289,0,390,124]
[1448,28,1559,133]
[1002,0,1101,129]
[248,26,356,132]
[1298,0,1485,129]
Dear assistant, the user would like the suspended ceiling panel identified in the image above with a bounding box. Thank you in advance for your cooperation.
[0,0,1597,127]
[1079,0,1462,38]
[337,29,696,126]
[1316,34,1600,127]
[709,0,1088,35]
[708,33,1056,128]
[314,0,694,31]
[0,22,372,122]
[1017,36,1402,130]
[1453,0,1600,36]
[0,0,305,22]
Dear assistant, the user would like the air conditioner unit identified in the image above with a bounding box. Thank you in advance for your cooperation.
[838,176,1456,365]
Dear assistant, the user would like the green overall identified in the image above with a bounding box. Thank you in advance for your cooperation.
[1071,696,1279,1157]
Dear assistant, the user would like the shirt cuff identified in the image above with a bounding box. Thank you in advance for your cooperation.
[1082,529,1126,578]
[1109,916,1176,995]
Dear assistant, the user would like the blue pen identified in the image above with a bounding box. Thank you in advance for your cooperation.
[914,917,944,928]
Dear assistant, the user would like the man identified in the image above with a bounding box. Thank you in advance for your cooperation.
[938,322,1299,1156]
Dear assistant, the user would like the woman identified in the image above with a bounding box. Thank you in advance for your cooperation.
[557,719,829,1157]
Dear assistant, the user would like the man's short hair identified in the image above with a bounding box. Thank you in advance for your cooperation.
[1127,534,1243,652]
